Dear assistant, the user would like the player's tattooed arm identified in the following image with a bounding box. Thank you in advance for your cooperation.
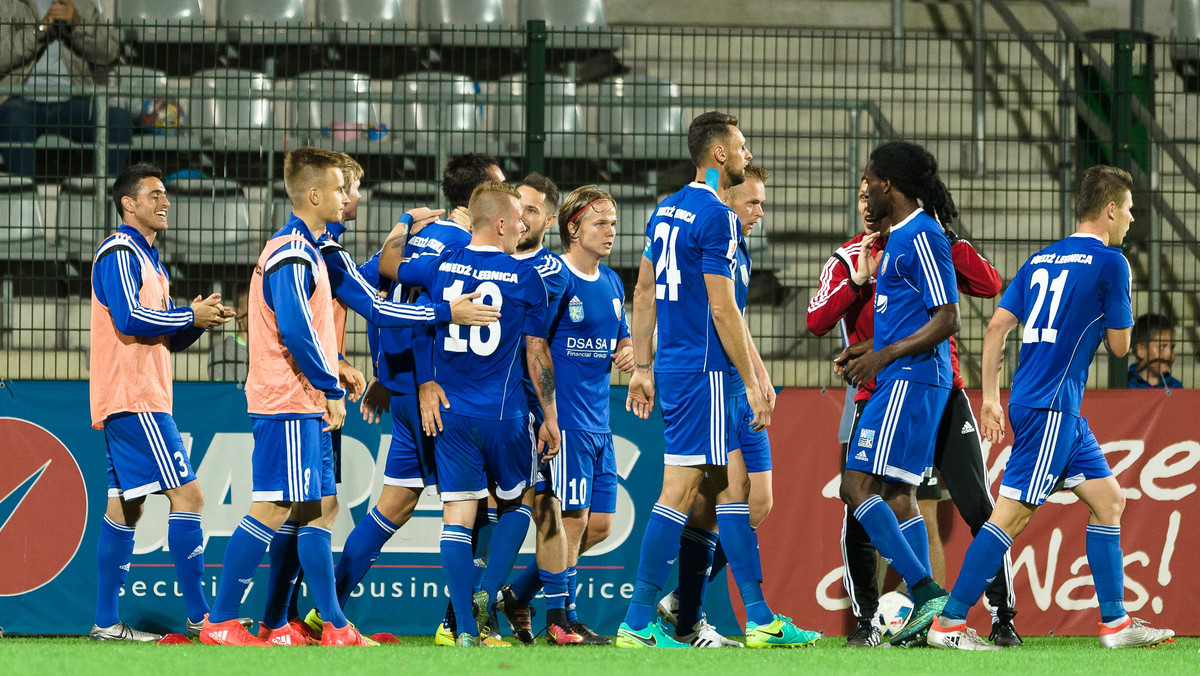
[527,336,556,404]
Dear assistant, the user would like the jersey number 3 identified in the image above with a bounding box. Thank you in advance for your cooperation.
[1022,268,1068,344]
[443,280,504,356]
[653,222,681,301]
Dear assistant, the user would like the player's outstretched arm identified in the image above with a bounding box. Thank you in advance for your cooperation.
[321,240,461,328]
[627,256,658,419]
[377,208,445,280]
[525,335,560,460]
[980,307,1018,444]
[706,272,769,431]
[842,302,960,387]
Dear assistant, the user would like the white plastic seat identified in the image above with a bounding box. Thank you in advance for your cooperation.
[392,72,485,156]
[0,174,53,260]
[318,0,412,45]
[220,0,319,45]
[291,71,384,154]
[595,75,687,162]
[364,180,440,254]
[604,184,658,269]
[117,0,214,43]
[494,73,588,159]
[188,69,285,152]
[56,177,116,258]
[417,0,518,47]
[161,178,256,263]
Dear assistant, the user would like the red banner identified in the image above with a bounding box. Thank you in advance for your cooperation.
[747,388,1198,636]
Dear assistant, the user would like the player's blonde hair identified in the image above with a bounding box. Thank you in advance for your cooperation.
[558,185,616,251]
[284,146,345,207]
[468,181,522,227]
[338,153,364,190]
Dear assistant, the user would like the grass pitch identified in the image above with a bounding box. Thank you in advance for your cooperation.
[3,635,1195,675]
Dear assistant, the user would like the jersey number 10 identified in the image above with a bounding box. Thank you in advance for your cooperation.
[653,222,682,301]
[1022,268,1068,344]
[443,280,503,355]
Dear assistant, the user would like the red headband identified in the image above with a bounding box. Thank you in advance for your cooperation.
[567,197,611,225]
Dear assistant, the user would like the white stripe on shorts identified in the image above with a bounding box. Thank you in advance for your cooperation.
[137,413,177,491]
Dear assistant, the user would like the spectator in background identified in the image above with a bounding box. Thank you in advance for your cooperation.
[208,286,250,382]
[0,0,131,177]
[1128,313,1182,389]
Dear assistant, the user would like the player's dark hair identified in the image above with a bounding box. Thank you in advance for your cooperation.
[1132,313,1176,347]
[687,111,739,167]
[443,153,500,209]
[1074,165,1134,223]
[520,172,560,213]
[558,185,615,251]
[112,163,163,218]
[868,140,958,225]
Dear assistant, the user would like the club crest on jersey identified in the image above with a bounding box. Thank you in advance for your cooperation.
[880,252,890,277]
[569,296,585,322]
[612,298,623,319]
[740,264,750,286]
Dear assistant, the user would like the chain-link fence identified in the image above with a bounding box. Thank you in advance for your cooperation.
[1,15,1197,390]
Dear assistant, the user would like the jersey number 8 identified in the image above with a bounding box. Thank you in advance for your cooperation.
[443,280,503,356]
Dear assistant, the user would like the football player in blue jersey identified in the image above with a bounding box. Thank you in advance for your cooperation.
[928,165,1175,650]
[836,141,961,645]
[658,165,773,647]
[620,111,818,649]
[395,181,560,647]
[498,185,634,646]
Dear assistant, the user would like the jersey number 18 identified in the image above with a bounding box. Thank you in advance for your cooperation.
[443,280,503,355]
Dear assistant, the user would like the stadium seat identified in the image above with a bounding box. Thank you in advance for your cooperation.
[160,178,257,264]
[595,75,687,164]
[0,174,54,261]
[392,73,485,157]
[363,180,440,255]
[117,0,219,76]
[220,0,321,76]
[55,177,116,260]
[317,0,416,78]
[518,0,608,29]
[494,74,588,159]
[188,69,286,154]
[604,184,658,270]
[417,0,519,49]
[291,71,384,155]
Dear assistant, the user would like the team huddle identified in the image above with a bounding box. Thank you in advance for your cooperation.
[87,110,1175,650]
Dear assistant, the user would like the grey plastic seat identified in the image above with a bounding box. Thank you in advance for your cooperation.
[392,73,485,156]
[220,0,319,45]
[417,0,518,47]
[188,69,285,152]
[494,73,588,159]
[0,175,55,261]
[364,180,440,254]
[56,177,116,259]
[291,71,384,154]
[595,75,686,162]
[117,0,214,43]
[518,0,608,28]
[318,0,413,45]
[160,178,256,263]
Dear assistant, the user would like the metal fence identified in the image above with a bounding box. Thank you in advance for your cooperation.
[1,18,1197,390]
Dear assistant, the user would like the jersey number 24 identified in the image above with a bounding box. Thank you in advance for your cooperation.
[653,222,682,301]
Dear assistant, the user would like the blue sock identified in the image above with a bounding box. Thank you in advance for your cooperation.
[511,560,542,603]
[566,566,579,623]
[261,521,300,630]
[288,569,304,620]
[95,516,136,627]
[472,508,498,594]
[480,504,532,601]
[854,496,928,588]
[715,503,774,625]
[707,540,728,582]
[336,507,398,607]
[675,526,718,630]
[623,504,687,630]
[540,568,569,611]
[167,511,210,623]
[899,515,932,582]
[1086,524,1126,623]
[441,524,478,636]
[211,516,274,623]
[944,522,1013,620]
[297,526,348,629]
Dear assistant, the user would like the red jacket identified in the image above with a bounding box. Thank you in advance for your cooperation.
[807,233,1001,401]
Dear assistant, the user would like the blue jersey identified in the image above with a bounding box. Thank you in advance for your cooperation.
[377,220,472,395]
[514,247,573,417]
[398,245,549,420]
[646,182,740,373]
[552,259,630,432]
[999,233,1133,414]
[728,236,752,397]
[873,209,959,387]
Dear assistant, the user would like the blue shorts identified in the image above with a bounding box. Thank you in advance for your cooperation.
[846,379,950,485]
[541,429,619,513]
[384,393,437,489]
[104,411,196,500]
[658,370,734,467]
[436,411,538,502]
[251,416,332,503]
[728,391,772,473]
[319,431,337,497]
[999,405,1113,505]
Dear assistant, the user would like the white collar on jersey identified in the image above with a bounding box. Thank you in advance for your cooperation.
[689,181,719,196]
[467,245,503,252]
[511,246,543,260]
[562,257,600,282]
[887,208,924,233]
[1070,232,1105,243]
[435,218,470,233]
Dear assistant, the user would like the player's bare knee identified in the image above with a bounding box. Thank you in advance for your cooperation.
[167,481,205,513]
[1091,491,1125,525]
